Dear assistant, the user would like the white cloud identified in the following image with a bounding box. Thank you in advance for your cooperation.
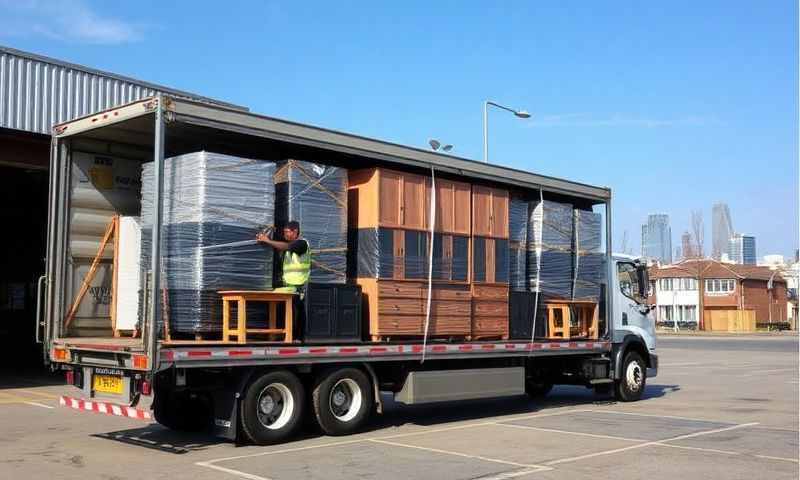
[527,112,723,128]
[0,0,144,44]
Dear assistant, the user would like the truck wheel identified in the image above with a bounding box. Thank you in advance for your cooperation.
[614,351,646,402]
[240,370,305,445]
[525,381,553,398]
[312,368,374,436]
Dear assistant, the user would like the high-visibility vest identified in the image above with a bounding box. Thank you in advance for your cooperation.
[282,239,311,286]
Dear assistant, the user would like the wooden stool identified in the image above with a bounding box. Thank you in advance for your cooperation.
[546,301,599,339]
[219,290,295,344]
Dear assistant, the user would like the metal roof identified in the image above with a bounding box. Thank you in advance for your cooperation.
[0,45,246,135]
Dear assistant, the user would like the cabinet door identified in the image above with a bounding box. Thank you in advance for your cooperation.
[377,227,395,279]
[434,179,454,233]
[491,188,509,238]
[404,230,427,279]
[485,238,496,283]
[472,186,492,236]
[379,170,402,227]
[392,229,405,279]
[473,237,486,282]
[402,173,427,229]
[494,238,509,283]
[453,181,471,235]
[452,235,469,282]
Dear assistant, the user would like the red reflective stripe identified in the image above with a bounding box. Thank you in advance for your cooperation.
[569,342,578,348]
[550,343,561,348]
[411,345,423,353]
[431,345,447,352]
[339,347,358,354]
[161,351,174,360]
[459,345,474,351]
[309,348,328,354]
[278,348,300,355]
[59,396,151,421]
[585,342,594,348]
[481,344,495,350]
[187,351,211,357]
[228,350,252,356]
[369,347,387,353]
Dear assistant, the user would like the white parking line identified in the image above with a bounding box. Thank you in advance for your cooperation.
[654,442,739,456]
[585,409,735,424]
[369,438,552,471]
[24,401,54,409]
[754,454,800,464]
[543,422,759,466]
[195,462,272,480]
[744,368,797,376]
[494,422,649,443]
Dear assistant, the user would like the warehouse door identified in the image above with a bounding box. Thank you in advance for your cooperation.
[0,165,49,368]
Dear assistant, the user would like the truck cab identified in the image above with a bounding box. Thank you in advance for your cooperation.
[608,254,658,400]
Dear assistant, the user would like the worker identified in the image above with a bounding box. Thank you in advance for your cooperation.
[256,220,311,293]
[256,221,311,338]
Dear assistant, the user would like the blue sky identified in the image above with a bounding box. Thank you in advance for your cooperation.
[2,1,797,259]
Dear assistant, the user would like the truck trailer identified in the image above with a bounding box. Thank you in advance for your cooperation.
[39,95,657,445]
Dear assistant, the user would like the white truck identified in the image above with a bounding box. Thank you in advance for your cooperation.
[39,95,657,445]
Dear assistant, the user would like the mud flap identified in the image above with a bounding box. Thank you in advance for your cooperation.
[210,389,238,441]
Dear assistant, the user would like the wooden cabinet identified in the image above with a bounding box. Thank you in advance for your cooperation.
[432,179,471,235]
[471,284,509,339]
[357,279,472,339]
[349,168,428,230]
[472,186,509,238]
[472,237,509,284]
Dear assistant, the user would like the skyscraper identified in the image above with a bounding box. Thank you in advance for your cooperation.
[712,203,734,260]
[642,214,672,264]
[681,231,695,259]
[729,234,757,265]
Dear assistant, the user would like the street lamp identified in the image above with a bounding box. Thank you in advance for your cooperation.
[483,100,530,163]
[429,139,453,152]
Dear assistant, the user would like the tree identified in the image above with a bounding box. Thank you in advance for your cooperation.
[691,210,704,259]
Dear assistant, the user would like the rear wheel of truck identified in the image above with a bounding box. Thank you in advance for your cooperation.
[312,367,374,436]
[240,370,305,445]
[614,351,646,402]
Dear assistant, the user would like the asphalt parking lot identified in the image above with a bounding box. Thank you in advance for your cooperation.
[1,335,797,480]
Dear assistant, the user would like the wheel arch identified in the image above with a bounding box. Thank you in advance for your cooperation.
[612,335,651,380]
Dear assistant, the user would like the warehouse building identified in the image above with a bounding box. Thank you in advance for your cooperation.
[0,45,243,366]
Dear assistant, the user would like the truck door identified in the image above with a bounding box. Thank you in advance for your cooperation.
[614,261,656,350]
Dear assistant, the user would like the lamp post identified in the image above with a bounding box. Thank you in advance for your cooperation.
[483,100,530,163]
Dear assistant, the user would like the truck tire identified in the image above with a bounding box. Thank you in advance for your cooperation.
[240,370,305,445]
[614,351,646,402]
[312,368,374,436]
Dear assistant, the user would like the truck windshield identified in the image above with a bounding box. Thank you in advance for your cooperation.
[617,262,646,304]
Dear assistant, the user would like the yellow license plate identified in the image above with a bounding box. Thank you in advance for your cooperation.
[93,374,123,394]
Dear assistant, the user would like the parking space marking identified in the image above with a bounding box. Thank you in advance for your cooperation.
[744,368,797,376]
[24,401,54,409]
[494,422,649,443]
[369,438,552,471]
[654,442,739,456]
[543,422,759,466]
[584,409,738,424]
[195,462,272,480]
[754,455,800,464]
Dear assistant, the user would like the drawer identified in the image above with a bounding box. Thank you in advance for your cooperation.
[431,285,471,301]
[429,316,471,336]
[472,301,509,317]
[472,284,509,300]
[379,281,423,298]
[378,298,423,315]
[377,315,423,335]
[472,317,509,336]
[430,300,472,316]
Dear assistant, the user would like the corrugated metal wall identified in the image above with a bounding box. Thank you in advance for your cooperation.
[0,48,243,136]
[0,50,160,135]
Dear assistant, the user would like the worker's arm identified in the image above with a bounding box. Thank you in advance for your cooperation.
[255,232,290,251]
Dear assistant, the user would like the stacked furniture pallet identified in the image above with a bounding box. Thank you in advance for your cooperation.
[348,168,472,340]
[470,186,510,339]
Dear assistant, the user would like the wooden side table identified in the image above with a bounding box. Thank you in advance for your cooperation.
[218,290,295,344]
[546,300,599,340]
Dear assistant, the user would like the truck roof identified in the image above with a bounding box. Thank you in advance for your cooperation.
[53,95,611,203]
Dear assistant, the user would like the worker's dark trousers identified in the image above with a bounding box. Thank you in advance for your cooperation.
[292,285,306,341]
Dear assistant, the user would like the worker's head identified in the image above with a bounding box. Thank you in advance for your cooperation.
[283,221,300,241]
